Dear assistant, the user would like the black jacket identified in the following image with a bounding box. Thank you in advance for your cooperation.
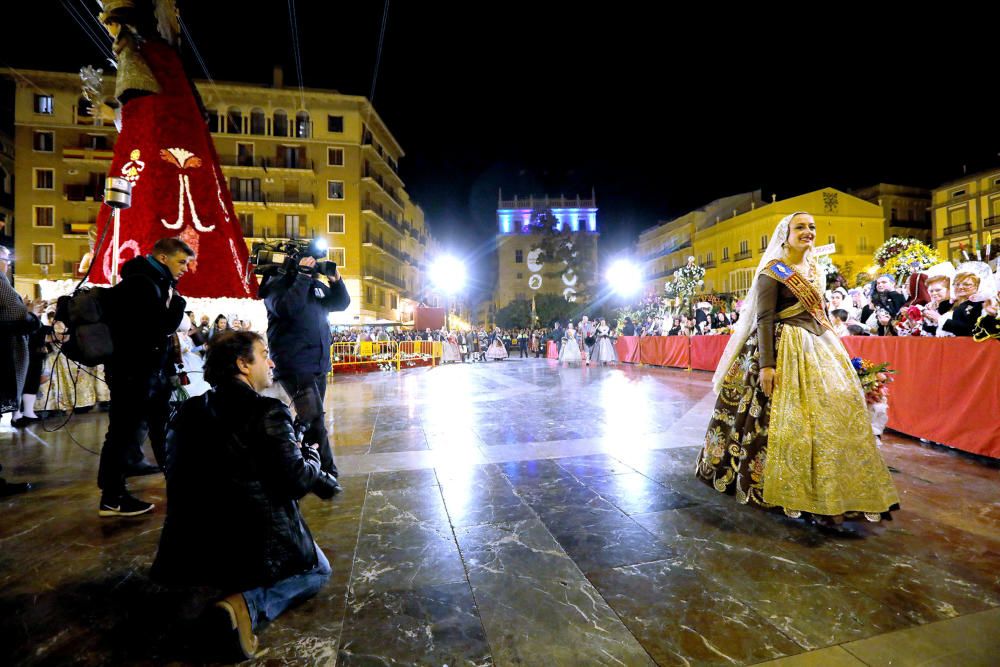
[109,256,186,377]
[942,300,983,337]
[871,290,905,318]
[261,270,350,378]
[622,323,636,336]
[152,379,338,591]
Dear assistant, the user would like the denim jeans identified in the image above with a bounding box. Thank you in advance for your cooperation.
[241,542,331,630]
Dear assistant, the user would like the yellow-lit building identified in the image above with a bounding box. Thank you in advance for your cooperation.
[850,183,931,244]
[7,68,433,324]
[494,193,599,308]
[930,168,1000,263]
[637,191,763,295]
[640,188,885,297]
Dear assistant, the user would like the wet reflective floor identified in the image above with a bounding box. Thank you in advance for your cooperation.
[2,359,998,665]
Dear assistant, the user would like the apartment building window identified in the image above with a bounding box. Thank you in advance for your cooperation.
[516,272,523,279]
[238,213,255,238]
[739,240,749,254]
[226,107,243,134]
[327,181,345,200]
[327,147,344,166]
[329,247,346,268]
[84,134,109,150]
[236,142,254,166]
[34,206,55,228]
[327,213,345,234]
[249,108,267,135]
[34,95,53,114]
[859,236,869,252]
[229,177,261,202]
[722,247,729,260]
[515,249,524,263]
[391,294,398,309]
[378,289,385,307]
[365,286,374,303]
[273,110,288,137]
[284,214,304,239]
[34,168,54,190]
[33,131,54,152]
[89,172,107,199]
[891,207,898,221]
[950,189,966,199]
[706,252,713,263]
[327,115,344,133]
[295,111,311,138]
[32,244,55,266]
[827,235,836,245]
[207,109,220,133]
[759,235,768,251]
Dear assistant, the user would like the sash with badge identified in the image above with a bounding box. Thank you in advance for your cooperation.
[764,260,833,332]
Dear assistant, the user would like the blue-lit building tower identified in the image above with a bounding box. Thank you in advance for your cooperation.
[494,191,599,311]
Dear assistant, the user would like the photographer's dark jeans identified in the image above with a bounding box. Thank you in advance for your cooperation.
[242,542,330,631]
[278,373,337,477]
[98,367,172,498]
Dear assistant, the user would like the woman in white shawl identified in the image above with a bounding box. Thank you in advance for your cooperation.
[695,212,898,526]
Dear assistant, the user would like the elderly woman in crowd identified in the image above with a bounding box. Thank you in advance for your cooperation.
[935,269,987,337]
[920,275,953,336]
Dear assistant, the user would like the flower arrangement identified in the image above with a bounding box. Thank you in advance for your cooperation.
[872,237,940,284]
[851,357,894,405]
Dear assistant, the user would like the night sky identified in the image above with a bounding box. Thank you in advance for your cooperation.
[5,3,999,298]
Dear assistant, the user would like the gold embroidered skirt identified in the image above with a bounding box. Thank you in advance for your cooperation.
[696,324,899,519]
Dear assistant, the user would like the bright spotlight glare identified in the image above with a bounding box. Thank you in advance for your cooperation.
[430,256,466,293]
[313,237,328,252]
[607,260,642,296]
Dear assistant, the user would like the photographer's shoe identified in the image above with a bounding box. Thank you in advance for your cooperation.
[124,460,162,477]
[98,493,154,517]
[212,593,258,660]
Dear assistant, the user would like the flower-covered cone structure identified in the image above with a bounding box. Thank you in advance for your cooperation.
[92,40,257,298]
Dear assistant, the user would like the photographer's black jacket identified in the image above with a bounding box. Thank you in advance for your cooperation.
[110,256,186,377]
[152,379,338,590]
[262,270,350,377]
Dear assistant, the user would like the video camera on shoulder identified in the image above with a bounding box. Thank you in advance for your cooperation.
[251,237,337,277]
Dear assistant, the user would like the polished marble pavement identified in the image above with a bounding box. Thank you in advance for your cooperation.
[1,358,998,665]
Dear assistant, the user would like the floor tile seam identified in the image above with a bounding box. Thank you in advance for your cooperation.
[835,606,1000,658]
[430,466,497,666]
[337,471,374,644]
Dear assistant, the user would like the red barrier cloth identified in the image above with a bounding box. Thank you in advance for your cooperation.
[639,336,690,368]
[617,333,999,458]
[615,337,641,363]
[690,336,732,371]
[841,337,1000,458]
[546,341,559,359]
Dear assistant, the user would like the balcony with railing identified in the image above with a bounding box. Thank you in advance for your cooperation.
[362,234,405,262]
[219,154,267,169]
[984,215,1000,229]
[361,133,400,175]
[62,220,93,237]
[734,250,753,261]
[703,259,716,268]
[362,198,405,234]
[268,156,315,171]
[362,166,404,209]
[943,222,972,236]
[362,264,406,290]
[642,240,692,261]
[63,185,102,202]
[265,192,315,207]
[62,146,114,162]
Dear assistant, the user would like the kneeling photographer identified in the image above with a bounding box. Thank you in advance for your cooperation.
[256,239,349,488]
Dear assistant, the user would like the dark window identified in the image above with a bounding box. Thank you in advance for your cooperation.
[515,249,524,263]
[327,147,344,166]
[33,131,54,152]
[239,213,255,238]
[35,169,54,189]
[327,115,344,132]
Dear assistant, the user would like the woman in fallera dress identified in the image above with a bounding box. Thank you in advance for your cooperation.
[695,212,899,526]
[558,323,583,365]
[590,318,618,365]
[485,327,508,361]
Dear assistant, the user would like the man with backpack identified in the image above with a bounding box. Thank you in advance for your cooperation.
[98,237,193,517]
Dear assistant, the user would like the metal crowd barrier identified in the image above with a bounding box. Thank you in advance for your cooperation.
[329,340,443,373]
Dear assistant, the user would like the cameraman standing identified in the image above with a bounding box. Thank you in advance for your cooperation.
[260,255,349,489]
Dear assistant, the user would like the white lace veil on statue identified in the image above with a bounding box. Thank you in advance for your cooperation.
[712,211,814,395]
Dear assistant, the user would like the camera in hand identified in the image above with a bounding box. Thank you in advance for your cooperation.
[251,237,337,277]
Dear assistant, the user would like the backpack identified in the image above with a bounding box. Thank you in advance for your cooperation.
[54,286,116,367]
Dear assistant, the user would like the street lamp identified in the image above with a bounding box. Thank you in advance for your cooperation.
[430,255,466,332]
[607,259,642,297]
